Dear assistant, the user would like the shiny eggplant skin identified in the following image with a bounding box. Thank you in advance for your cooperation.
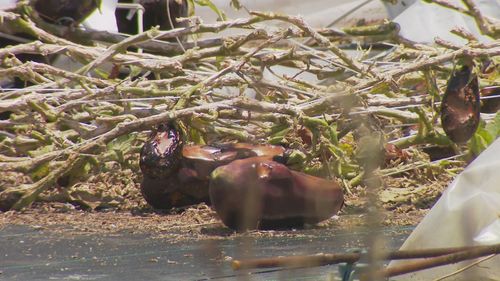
[209,157,344,231]
[139,123,286,209]
[140,123,183,180]
[441,64,480,144]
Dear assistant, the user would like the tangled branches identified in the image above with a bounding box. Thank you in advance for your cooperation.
[0,4,499,211]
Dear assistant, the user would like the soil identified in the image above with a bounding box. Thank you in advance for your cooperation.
[0,161,457,240]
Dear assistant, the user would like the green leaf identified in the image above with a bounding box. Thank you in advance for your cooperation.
[270,124,291,136]
[370,81,391,95]
[92,68,109,79]
[27,144,55,157]
[129,65,143,78]
[327,123,339,145]
[189,127,206,145]
[469,124,494,156]
[326,143,342,159]
[469,112,500,156]
[106,134,137,152]
[302,116,328,129]
[30,162,50,181]
[268,126,291,145]
[485,112,500,138]
[285,149,307,166]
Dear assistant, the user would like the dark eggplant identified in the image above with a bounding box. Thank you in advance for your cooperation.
[209,157,344,231]
[33,0,101,26]
[441,64,480,144]
[140,123,183,180]
[140,175,210,209]
[139,123,286,209]
[116,0,188,35]
[180,143,286,181]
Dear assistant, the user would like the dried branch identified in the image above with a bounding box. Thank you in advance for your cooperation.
[367,244,500,280]
[0,6,498,212]
[232,244,499,270]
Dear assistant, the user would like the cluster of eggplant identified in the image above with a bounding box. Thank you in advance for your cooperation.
[139,124,344,231]
[0,0,188,90]
[27,0,188,30]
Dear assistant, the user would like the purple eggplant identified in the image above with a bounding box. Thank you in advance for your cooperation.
[139,123,285,209]
[441,64,480,144]
[34,0,101,25]
[116,0,188,37]
[209,157,344,230]
[180,143,286,181]
[140,123,183,180]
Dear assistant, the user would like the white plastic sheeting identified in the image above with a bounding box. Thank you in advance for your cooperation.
[194,0,388,29]
[83,0,119,32]
[392,138,500,280]
[0,0,17,11]
[195,0,500,45]
[393,0,500,45]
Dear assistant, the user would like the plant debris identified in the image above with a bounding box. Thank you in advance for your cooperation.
[0,2,499,232]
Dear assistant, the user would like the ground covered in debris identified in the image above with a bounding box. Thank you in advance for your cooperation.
[0,162,456,239]
[1,1,488,241]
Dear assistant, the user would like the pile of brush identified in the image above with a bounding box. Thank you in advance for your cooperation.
[0,0,499,213]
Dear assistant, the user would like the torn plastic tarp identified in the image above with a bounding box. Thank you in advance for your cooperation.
[391,137,500,280]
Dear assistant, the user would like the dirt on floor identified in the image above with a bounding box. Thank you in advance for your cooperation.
[0,160,457,240]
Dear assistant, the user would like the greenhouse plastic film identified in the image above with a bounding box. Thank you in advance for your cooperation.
[392,138,500,280]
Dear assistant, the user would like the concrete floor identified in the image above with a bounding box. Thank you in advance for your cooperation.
[0,224,413,281]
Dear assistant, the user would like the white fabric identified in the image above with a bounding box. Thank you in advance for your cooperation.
[392,138,500,280]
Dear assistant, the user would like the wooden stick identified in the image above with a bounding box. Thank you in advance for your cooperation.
[232,253,360,270]
[362,244,500,280]
[232,244,500,271]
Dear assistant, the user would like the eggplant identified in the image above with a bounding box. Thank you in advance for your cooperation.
[180,143,286,181]
[140,123,183,180]
[33,0,101,25]
[209,157,344,230]
[116,0,188,35]
[139,123,285,209]
[440,64,480,144]
[140,175,210,209]
[139,123,189,208]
